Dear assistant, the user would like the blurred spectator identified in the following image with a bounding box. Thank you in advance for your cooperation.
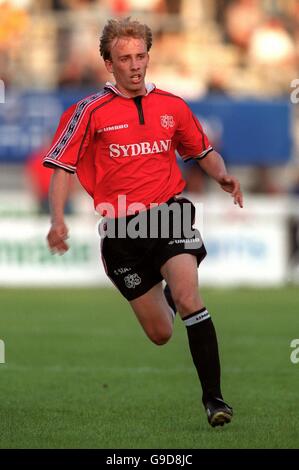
[214,0,233,28]
[225,0,263,50]
[49,0,70,9]
[58,54,108,89]
[110,0,165,16]
[206,71,229,95]
[110,0,130,15]
[250,166,284,195]
[249,16,296,66]
[57,4,109,89]
[149,28,206,100]
[248,15,297,95]
[0,0,30,47]
[0,0,30,85]
[56,0,97,9]
[164,0,181,15]
[148,63,206,100]
[290,174,299,196]
[289,1,299,47]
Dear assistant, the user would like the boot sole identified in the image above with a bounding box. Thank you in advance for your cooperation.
[210,411,232,427]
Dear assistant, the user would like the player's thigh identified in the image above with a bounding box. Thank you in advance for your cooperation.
[160,253,204,315]
[129,282,173,345]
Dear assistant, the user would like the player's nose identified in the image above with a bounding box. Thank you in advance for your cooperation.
[130,59,140,70]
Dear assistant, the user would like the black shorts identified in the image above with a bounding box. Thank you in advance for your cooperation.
[100,197,207,301]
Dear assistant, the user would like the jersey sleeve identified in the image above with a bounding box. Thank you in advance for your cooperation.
[176,101,213,162]
[43,103,92,173]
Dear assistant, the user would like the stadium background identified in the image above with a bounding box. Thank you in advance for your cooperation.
[0,0,298,449]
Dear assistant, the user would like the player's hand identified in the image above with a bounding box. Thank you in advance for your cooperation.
[47,221,69,254]
[218,175,243,208]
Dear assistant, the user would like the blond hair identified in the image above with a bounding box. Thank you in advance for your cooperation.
[100,17,152,61]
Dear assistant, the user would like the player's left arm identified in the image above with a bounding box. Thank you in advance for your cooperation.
[197,149,243,208]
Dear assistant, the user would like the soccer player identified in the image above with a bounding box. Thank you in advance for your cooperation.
[44,17,243,427]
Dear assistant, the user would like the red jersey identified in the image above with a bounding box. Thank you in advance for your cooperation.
[43,83,212,217]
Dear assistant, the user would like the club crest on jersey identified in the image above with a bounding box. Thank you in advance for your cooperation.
[160,114,175,129]
[124,273,141,288]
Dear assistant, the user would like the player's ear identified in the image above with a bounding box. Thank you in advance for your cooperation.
[105,60,113,74]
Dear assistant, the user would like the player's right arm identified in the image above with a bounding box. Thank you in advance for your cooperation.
[47,168,71,254]
[43,100,94,253]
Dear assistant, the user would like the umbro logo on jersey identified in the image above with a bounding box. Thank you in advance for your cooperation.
[97,123,129,133]
[160,114,175,129]
[109,139,172,158]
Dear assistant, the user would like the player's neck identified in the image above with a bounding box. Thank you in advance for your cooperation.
[115,83,147,98]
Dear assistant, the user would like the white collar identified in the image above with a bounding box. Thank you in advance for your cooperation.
[104,81,156,98]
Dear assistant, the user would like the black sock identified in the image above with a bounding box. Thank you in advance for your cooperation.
[183,308,222,404]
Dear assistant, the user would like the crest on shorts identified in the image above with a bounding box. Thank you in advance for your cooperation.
[124,273,141,288]
[160,114,175,129]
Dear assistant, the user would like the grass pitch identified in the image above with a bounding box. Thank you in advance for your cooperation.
[0,287,298,449]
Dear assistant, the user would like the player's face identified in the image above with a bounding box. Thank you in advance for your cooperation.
[105,37,149,97]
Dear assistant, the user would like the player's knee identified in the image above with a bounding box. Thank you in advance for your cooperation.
[148,325,172,346]
[173,290,200,315]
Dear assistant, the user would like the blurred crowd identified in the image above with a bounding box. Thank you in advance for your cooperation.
[1,0,299,208]
[1,0,299,95]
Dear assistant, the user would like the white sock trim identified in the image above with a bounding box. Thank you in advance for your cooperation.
[183,309,210,327]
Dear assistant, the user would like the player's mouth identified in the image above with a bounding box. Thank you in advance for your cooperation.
[130,74,142,84]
